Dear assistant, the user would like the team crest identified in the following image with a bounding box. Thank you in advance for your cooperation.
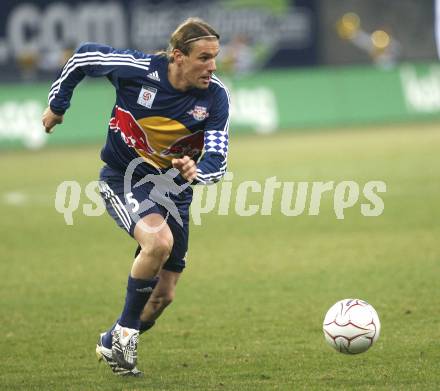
[187,105,209,121]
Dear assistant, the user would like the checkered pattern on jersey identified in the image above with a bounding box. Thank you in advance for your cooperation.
[204,129,228,156]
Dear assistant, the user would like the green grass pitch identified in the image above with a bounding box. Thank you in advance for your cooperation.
[1,122,439,390]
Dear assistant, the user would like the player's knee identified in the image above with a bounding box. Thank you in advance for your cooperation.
[153,230,174,260]
[139,230,174,264]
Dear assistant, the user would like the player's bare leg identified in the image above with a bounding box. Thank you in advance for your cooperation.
[132,214,174,278]
[138,269,181,332]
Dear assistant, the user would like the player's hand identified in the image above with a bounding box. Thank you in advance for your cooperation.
[172,156,197,182]
[42,106,63,134]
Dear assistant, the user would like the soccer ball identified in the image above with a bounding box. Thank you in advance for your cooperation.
[323,299,380,354]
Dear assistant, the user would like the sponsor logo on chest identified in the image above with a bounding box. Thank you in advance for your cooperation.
[187,105,209,121]
[137,85,157,108]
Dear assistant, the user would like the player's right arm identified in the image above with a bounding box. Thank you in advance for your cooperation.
[42,106,63,134]
[42,42,150,133]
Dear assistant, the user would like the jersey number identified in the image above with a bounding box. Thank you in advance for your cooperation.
[126,192,139,213]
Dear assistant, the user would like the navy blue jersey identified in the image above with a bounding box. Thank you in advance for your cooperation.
[48,42,229,184]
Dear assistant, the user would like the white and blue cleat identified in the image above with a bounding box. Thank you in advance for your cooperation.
[111,324,139,370]
[96,333,143,377]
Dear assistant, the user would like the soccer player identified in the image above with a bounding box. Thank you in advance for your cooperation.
[42,18,229,376]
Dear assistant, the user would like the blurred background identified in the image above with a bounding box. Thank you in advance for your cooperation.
[0,0,439,149]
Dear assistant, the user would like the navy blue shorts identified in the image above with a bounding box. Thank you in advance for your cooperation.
[98,165,192,273]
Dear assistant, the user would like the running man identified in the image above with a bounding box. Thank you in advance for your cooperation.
[42,17,229,376]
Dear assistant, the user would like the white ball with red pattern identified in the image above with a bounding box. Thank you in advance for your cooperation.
[323,299,380,354]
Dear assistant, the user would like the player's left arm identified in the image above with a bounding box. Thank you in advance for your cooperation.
[42,106,63,134]
[193,84,230,185]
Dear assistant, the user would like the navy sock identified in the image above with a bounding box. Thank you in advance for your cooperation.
[118,275,158,330]
[102,319,119,349]
[139,320,156,335]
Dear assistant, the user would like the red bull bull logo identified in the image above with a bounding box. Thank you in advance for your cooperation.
[109,106,205,168]
[160,131,204,157]
[109,106,154,154]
